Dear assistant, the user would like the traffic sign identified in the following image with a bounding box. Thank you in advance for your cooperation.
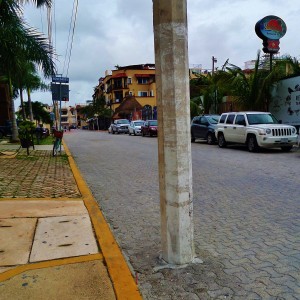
[52,76,69,83]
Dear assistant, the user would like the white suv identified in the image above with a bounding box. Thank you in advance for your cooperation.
[215,112,298,152]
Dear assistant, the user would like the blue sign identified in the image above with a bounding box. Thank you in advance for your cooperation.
[52,76,69,83]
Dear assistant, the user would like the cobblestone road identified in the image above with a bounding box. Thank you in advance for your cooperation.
[64,130,300,300]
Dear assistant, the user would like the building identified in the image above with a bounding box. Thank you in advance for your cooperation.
[94,64,157,120]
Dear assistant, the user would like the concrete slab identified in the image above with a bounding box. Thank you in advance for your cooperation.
[30,215,98,262]
[0,218,37,266]
[0,200,87,219]
[0,260,116,300]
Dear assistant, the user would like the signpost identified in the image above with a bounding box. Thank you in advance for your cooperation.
[255,15,287,71]
[51,75,69,131]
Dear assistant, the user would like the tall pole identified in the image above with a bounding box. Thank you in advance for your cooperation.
[153,0,194,264]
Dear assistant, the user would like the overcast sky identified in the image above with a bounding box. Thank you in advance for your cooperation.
[21,0,300,108]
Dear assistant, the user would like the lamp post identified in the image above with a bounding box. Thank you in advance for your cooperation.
[212,56,217,74]
[212,56,218,113]
[94,114,99,131]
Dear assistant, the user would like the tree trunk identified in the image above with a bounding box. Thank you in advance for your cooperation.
[9,77,19,142]
[19,86,26,120]
[27,87,34,121]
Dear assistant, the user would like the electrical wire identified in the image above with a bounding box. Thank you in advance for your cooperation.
[62,0,76,75]
[62,0,79,77]
[66,0,79,77]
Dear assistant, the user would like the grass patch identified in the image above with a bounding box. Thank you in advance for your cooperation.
[16,156,39,161]
[34,136,54,145]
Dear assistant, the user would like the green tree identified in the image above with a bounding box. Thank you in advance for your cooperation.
[22,101,52,125]
[0,0,55,141]
[218,52,300,111]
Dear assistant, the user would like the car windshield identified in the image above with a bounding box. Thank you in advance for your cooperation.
[134,122,144,126]
[246,113,278,125]
[149,121,157,126]
[206,116,220,124]
[117,120,129,124]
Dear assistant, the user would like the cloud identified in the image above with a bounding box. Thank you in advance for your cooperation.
[20,0,300,108]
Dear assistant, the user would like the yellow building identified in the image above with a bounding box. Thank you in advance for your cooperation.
[95,64,157,120]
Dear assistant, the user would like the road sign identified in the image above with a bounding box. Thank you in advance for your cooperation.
[51,83,69,101]
[52,76,69,83]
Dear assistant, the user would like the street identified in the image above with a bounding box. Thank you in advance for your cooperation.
[64,130,300,300]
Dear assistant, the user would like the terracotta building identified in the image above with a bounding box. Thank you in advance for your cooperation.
[94,64,157,120]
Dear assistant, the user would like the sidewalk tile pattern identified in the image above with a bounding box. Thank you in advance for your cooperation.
[0,151,80,198]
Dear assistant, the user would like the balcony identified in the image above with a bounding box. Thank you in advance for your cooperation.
[113,83,128,90]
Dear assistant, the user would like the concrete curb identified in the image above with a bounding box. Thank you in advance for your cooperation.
[63,141,142,300]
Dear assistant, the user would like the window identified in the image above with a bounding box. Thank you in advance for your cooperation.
[235,115,246,126]
[219,114,227,124]
[137,78,148,84]
[150,90,154,97]
[226,114,235,124]
[138,91,148,97]
[127,77,132,84]
[192,117,200,124]
[200,117,209,126]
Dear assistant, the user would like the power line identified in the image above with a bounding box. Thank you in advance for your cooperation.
[64,0,79,77]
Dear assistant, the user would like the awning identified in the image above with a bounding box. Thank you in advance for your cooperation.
[135,74,151,77]
[111,73,127,78]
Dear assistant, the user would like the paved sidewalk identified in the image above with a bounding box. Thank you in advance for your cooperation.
[0,142,141,299]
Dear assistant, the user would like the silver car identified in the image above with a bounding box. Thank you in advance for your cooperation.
[128,120,145,136]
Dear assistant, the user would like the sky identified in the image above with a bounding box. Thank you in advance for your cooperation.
[21,0,300,108]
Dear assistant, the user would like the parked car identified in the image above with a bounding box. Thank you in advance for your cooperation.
[128,120,145,136]
[108,124,112,134]
[215,111,298,152]
[111,119,130,134]
[141,120,158,137]
[191,114,220,144]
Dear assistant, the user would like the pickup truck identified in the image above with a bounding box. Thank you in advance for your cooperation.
[215,111,298,152]
[111,119,130,134]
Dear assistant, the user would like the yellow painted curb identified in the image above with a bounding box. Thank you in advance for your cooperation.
[63,141,142,300]
[0,253,103,282]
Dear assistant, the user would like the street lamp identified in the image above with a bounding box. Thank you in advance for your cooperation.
[212,56,217,74]
[94,114,99,131]
[212,56,218,113]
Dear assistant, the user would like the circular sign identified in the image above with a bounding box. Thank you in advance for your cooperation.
[255,15,287,40]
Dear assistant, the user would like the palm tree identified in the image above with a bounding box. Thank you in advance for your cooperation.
[0,0,55,141]
[218,52,300,112]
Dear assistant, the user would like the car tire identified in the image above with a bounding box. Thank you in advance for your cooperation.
[207,133,214,145]
[112,130,115,134]
[281,146,293,152]
[191,134,195,143]
[247,135,259,152]
[218,133,226,148]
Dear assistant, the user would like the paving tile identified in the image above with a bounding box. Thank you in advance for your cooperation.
[30,215,98,262]
[0,200,87,219]
[0,218,37,266]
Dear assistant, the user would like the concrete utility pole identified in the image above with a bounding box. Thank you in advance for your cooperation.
[153,0,195,264]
